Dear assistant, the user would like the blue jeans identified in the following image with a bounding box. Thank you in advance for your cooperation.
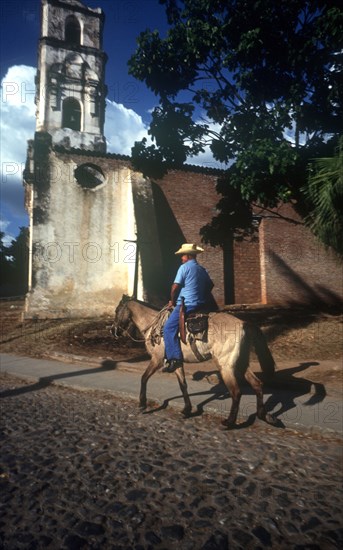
[164,304,197,361]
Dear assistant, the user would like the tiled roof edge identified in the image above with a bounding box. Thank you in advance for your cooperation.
[52,145,224,175]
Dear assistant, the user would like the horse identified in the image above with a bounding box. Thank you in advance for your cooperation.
[112,295,277,429]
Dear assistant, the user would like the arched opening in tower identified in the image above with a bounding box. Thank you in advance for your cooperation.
[65,16,81,46]
[62,97,81,131]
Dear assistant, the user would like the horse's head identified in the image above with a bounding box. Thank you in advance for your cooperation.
[111,295,134,339]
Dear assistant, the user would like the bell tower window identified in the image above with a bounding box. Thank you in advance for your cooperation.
[62,98,81,130]
[65,16,81,46]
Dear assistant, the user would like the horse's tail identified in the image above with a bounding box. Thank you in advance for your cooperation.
[247,323,276,380]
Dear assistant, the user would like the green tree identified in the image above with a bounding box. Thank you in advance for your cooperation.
[0,228,29,295]
[0,231,13,287]
[128,0,342,247]
[7,227,29,292]
[302,137,343,256]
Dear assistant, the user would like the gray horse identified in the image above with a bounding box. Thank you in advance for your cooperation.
[113,295,277,429]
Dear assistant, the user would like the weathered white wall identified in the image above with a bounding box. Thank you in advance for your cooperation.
[25,152,146,317]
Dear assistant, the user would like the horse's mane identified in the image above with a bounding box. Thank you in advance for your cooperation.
[121,294,161,312]
[133,298,161,312]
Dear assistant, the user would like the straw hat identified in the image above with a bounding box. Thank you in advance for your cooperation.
[175,243,204,255]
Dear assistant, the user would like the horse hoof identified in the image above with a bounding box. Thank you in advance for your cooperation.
[258,412,278,426]
[139,403,147,411]
[264,413,279,426]
[221,419,235,430]
[182,408,192,418]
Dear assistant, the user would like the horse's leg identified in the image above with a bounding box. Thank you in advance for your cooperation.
[174,365,192,417]
[244,368,276,425]
[139,357,163,409]
[220,367,242,429]
[249,325,276,381]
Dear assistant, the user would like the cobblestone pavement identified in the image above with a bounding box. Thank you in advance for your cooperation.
[0,373,342,550]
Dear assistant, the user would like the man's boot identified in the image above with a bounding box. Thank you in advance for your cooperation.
[162,359,183,373]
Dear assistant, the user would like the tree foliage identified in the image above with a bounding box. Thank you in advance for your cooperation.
[128,0,342,247]
[302,137,343,256]
[0,232,13,285]
[0,228,29,295]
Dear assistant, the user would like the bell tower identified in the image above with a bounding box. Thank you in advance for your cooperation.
[35,0,107,151]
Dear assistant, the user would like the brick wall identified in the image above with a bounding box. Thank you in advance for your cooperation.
[158,173,343,307]
[155,169,225,308]
[233,238,262,304]
[259,204,343,306]
[34,148,342,310]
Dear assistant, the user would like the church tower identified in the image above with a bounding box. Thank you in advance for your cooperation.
[36,0,107,152]
[24,0,151,318]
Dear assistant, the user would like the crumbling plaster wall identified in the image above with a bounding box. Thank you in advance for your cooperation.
[25,151,144,317]
[42,1,103,47]
[37,0,106,150]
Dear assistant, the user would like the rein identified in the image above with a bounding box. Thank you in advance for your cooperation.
[120,329,146,343]
[113,300,170,344]
[141,305,170,335]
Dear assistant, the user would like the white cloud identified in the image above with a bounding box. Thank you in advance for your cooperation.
[187,145,226,171]
[0,65,36,237]
[0,224,17,246]
[105,99,149,154]
[0,220,10,232]
[1,65,36,113]
[0,221,15,246]
[1,65,36,168]
[0,65,222,241]
[0,65,150,239]
[186,119,226,170]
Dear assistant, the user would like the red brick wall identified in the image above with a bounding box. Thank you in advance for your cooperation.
[135,166,342,307]
[159,173,343,307]
[259,204,343,306]
[156,169,225,307]
[233,238,262,304]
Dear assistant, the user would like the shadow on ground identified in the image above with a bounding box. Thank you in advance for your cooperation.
[141,361,327,430]
[0,360,118,398]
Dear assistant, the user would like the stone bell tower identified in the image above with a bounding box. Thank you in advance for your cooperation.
[36,0,107,152]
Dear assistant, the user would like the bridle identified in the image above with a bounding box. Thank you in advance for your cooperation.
[117,327,146,343]
[111,301,146,343]
[111,299,170,344]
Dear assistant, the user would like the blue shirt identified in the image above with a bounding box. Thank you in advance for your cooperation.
[174,259,213,307]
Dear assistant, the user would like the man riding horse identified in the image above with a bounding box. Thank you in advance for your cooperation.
[113,247,276,426]
[162,243,214,373]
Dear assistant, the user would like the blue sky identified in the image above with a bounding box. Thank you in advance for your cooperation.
[0,0,177,242]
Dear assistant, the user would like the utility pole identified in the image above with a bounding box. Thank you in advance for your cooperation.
[124,236,139,299]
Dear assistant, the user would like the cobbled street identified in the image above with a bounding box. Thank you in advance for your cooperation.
[0,372,342,549]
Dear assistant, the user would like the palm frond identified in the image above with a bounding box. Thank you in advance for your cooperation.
[302,137,343,257]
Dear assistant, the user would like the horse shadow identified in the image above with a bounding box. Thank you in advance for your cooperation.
[142,362,327,430]
[143,373,232,418]
[262,361,327,421]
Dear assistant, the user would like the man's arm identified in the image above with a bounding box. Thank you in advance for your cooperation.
[168,283,181,308]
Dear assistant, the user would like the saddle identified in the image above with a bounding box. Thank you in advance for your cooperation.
[186,312,209,336]
[148,302,210,362]
[179,298,209,342]
[179,299,210,362]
